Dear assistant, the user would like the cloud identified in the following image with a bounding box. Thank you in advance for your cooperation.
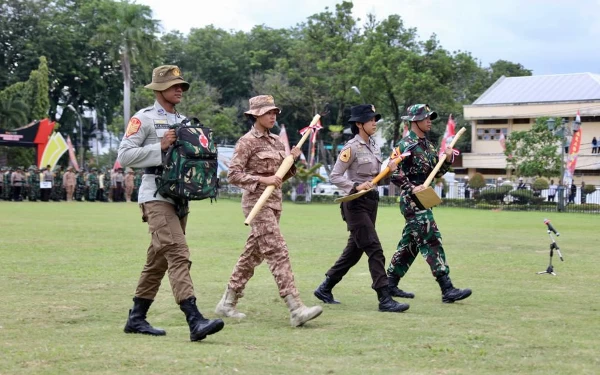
[138,0,600,75]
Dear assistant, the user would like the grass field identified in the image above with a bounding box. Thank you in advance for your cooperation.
[0,199,598,375]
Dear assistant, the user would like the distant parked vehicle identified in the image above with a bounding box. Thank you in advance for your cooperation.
[312,182,345,197]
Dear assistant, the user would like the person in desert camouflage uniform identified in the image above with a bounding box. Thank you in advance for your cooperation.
[215,95,322,327]
[387,104,472,304]
[124,168,135,202]
[118,64,224,342]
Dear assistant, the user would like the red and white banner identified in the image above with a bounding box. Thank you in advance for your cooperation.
[66,135,80,171]
[300,119,323,166]
[498,132,506,151]
[564,110,582,185]
[278,123,291,155]
[439,114,456,156]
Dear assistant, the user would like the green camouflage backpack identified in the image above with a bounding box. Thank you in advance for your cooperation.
[155,118,219,201]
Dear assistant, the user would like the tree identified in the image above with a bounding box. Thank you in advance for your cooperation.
[291,162,325,202]
[0,97,29,129]
[93,0,160,130]
[505,118,562,178]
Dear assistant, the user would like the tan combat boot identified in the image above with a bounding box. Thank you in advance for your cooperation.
[283,295,323,327]
[215,287,246,319]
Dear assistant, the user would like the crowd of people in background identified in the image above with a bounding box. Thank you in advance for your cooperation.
[0,165,141,203]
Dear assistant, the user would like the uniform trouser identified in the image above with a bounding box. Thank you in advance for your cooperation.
[228,206,298,298]
[125,185,134,201]
[115,182,123,202]
[135,201,194,304]
[12,186,22,201]
[326,194,388,290]
[41,188,51,201]
[387,208,449,279]
[65,185,75,201]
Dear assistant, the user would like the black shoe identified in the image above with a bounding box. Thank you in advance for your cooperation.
[124,297,166,336]
[376,287,409,313]
[388,285,415,299]
[180,297,224,342]
[314,276,341,304]
[436,275,472,303]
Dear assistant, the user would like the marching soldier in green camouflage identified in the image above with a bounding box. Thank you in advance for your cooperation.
[88,168,99,202]
[132,169,142,202]
[387,104,472,304]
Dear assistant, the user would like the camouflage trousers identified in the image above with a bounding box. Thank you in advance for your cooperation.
[228,206,298,298]
[387,208,449,279]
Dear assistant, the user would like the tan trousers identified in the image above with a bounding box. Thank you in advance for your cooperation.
[135,201,194,304]
[65,185,75,201]
[228,207,298,298]
[125,185,133,202]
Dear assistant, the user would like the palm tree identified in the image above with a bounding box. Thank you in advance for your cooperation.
[0,98,30,129]
[94,1,159,131]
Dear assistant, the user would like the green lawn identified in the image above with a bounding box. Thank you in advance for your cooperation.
[0,200,598,375]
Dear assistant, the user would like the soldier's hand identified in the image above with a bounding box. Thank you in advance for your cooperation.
[260,175,282,188]
[412,184,426,193]
[160,129,177,151]
[291,146,301,160]
[444,147,453,161]
[357,181,373,191]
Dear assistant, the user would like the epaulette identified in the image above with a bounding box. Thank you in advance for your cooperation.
[141,105,153,113]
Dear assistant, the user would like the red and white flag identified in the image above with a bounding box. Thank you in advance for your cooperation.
[439,114,456,156]
[66,135,80,171]
[279,123,291,155]
[498,132,506,151]
[300,119,324,166]
[402,121,409,138]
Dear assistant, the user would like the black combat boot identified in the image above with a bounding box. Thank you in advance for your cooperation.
[376,287,410,313]
[436,275,472,303]
[179,297,224,342]
[387,274,415,299]
[314,276,341,304]
[124,297,166,336]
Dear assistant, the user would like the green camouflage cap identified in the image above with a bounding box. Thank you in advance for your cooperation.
[401,104,438,122]
[144,65,190,92]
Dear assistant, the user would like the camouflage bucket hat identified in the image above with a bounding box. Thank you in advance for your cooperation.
[401,104,438,122]
[244,95,281,117]
[144,65,190,92]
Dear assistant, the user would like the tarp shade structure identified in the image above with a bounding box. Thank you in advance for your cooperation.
[0,119,56,167]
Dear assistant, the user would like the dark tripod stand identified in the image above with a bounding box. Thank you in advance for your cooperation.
[537,231,564,276]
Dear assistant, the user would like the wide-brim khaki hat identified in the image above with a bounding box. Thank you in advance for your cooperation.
[144,65,190,92]
[244,95,281,117]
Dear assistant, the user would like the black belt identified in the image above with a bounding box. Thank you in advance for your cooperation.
[144,167,163,174]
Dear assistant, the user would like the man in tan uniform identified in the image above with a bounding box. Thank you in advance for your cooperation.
[124,168,135,202]
[215,95,322,327]
[118,65,224,342]
[63,167,76,201]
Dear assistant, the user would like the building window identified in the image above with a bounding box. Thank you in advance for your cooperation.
[581,116,600,123]
[476,119,509,125]
[477,128,507,141]
[513,118,530,124]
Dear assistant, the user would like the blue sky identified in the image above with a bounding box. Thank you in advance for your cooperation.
[137,0,600,75]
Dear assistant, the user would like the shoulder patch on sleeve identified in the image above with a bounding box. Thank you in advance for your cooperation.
[125,117,142,137]
[339,147,351,163]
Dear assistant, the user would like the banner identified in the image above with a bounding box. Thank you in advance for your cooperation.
[39,132,68,171]
[278,124,291,155]
[439,114,456,156]
[498,132,506,151]
[300,119,323,166]
[66,135,80,171]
